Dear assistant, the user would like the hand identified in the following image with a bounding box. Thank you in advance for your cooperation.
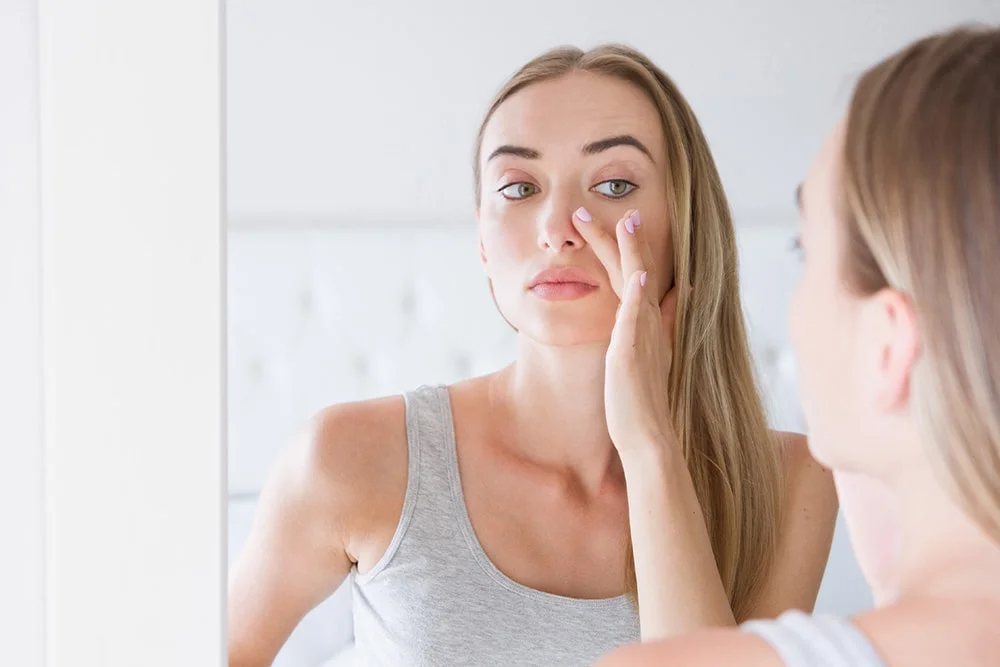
[572,207,680,456]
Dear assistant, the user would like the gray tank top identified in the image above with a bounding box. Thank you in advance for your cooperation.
[742,610,887,667]
[349,385,640,666]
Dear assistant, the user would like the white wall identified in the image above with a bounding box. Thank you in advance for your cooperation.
[0,1,45,664]
[39,0,226,660]
[227,0,999,226]
[0,2,225,666]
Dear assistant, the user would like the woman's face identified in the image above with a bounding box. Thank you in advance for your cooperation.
[789,121,916,474]
[477,71,672,346]
[789,122,864,470]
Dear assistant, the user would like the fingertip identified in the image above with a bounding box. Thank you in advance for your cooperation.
[574,206,592,222]
[640,271,647,287]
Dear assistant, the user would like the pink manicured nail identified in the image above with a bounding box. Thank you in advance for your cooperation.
[640,271,647,287]
[624,215,636,234]
[575,207,592,222]
[631,210,641,228]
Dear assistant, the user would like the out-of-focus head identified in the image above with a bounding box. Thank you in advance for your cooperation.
[789,25,1000,543]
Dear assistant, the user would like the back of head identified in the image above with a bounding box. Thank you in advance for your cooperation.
[841,25,1000,542]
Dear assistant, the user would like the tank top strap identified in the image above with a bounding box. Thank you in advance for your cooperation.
[354,384,459,583]
[741,610,887,667]
[404,384,459,502]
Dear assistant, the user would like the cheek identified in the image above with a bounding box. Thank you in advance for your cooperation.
[789,267,839,418]
[480,220,520,275]
[479,224,527,317]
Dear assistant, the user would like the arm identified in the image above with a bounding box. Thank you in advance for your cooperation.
[228,400,404,667]
[621,431,838,640]
[745,432,839,619]
[620,434,737,640]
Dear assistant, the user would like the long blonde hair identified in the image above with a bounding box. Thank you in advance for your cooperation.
[473,45,784,619]
[841,25,1000,543]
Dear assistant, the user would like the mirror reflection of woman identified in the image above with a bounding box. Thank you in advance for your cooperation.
[597,24,1000,667]
[228,43,838,667]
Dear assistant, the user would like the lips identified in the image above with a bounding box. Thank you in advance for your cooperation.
[527,266,598,289]
[526,266,599,301]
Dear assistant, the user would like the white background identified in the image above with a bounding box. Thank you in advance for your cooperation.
[2,1,224,666]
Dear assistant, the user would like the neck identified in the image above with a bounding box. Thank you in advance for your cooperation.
[889,464,1000,605]
[488,335,619,490]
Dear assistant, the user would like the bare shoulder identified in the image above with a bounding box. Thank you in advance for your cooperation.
[306,396,408,489]
[853,599,1000,667]
[594,629,783,667]
[746,431,839,617]
[772,430,837,512]
[264,395,409,563]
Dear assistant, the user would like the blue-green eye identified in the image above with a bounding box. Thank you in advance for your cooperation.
[592,179,637,199]
[498,182,539,200]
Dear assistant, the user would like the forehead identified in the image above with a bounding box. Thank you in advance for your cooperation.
[802,120,847,221]
[481,71,665,161]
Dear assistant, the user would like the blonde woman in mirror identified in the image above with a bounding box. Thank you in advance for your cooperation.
[228,42,839,667]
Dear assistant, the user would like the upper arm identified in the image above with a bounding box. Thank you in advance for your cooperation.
[749,432,838,619]
[227,398,406,667]
[594,629,784,667]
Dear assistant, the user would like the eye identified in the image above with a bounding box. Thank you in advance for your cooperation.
[790,235,804,260]
[592,179,637,199]
[498,182,539,200]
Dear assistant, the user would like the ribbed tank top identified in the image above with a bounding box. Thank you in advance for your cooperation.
[742,610,887,667]
[349,385,640,666]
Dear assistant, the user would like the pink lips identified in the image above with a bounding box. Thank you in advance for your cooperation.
[527,267,599,301]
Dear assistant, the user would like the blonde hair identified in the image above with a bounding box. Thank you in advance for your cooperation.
[841,25,1000,543]
[473,45,785,619]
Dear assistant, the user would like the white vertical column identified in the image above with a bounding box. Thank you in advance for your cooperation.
[0,1,46,665]
[38,2,226,665]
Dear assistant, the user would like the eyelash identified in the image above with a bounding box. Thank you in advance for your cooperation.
[496,179,639,201]
[592,179,638,199]
[790,235,804,259]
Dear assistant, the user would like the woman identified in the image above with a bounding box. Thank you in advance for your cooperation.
[597,24,1000,667]
[228,44,838,667]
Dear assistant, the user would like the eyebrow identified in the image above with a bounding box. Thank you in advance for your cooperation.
[485,134,655,164]
[487,145,541,162]
[583,134,654,162]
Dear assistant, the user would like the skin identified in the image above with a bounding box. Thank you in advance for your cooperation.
[227,71,838,666]
[595,121,1000,667]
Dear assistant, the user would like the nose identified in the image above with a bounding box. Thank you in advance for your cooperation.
[537,198,585,252]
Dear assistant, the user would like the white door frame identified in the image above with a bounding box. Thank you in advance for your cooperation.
[1,2,226,665]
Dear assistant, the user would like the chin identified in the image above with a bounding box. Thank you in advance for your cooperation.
[804,428,871,474]
[516,311,614,347]
[498,296,616,346]
[803,435,840,471]
[523,322,610,347]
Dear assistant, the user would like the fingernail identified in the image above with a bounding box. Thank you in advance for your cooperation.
[625,215,635,234]
[640,271,647,287]
[631,210,641,228]
[575,207,592,222]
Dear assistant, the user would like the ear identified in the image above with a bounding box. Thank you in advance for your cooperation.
[865,288,921,413]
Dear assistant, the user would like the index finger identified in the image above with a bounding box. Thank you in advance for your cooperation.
[572,207,625,298]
